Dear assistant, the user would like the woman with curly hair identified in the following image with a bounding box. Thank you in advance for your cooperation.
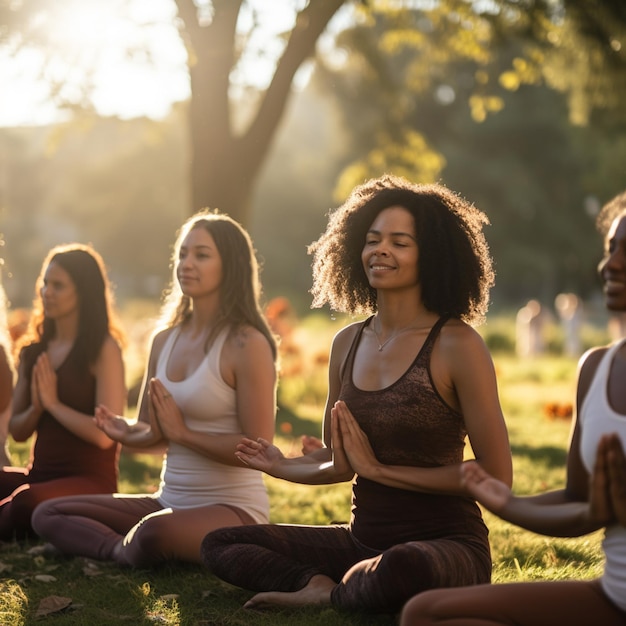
[33,210,278,567]
[201,174,512,614]
[0,244,126,540]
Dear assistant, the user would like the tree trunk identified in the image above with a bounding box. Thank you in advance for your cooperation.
[175,0,345,226]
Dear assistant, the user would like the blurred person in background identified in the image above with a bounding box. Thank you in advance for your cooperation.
[33,210,278,567]
[399,190,626,626]
[202,174,512,614]
[0,244,126,540]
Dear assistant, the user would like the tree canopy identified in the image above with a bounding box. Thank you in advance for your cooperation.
[2,0,626,226]
[2,0,626,314]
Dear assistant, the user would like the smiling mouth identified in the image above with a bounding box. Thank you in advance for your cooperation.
[605,279,626,293]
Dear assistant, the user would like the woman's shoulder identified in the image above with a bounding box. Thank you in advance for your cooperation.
[438,317,484,346]
[579,343,611,367]
[100,332,124,352]
[578,345,612,382]
[149,326,176,348]
[574,345,613,414]
[333,318,367,343]
[225,324,272,354]
[145,326,177,361]
[327,319,367,365]
[435,318,493,368]
[93,333,123,361]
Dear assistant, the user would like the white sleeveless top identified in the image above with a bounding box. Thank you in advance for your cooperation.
[579,339,626,611]
[153,326,270,523]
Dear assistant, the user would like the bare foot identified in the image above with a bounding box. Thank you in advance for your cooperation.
[244,574,335,609]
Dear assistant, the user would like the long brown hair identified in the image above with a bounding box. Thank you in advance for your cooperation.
[16,243,125,367]
[159,209,277,361]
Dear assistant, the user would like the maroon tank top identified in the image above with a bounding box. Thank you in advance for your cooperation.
[339,316,489,551]
[21,342,118,490]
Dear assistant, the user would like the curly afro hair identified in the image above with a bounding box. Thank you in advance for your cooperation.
[596,190,626,238]
[308,174,495,326]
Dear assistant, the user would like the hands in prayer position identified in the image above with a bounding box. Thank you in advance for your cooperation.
[32,353,58,412]
[592,433,626,527]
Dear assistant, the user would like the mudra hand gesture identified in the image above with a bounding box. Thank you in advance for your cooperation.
[94,404,151,446]
[460,460,512,514]
[236,437,285,472]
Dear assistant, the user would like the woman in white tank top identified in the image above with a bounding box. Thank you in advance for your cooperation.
[400,192,626,625]
[31,210,278,567]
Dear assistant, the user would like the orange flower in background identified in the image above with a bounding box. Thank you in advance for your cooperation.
[265,296,291,320]
[314,352,329,366]
[265,297,296,339]
[279,422,293,434]
[282,344,301,357]
[544,402,573,420]
[557,403,573,418]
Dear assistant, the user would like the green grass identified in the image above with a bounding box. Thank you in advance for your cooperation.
[0,313,607,625]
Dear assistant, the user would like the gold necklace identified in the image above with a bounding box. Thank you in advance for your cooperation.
[372,316,419,351]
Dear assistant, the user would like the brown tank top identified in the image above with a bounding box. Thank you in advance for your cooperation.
[21,342,119,490]
[339,316,489,551]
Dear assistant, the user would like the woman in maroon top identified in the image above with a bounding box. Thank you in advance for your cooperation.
[201,174,512,614]
[0,243,126,540]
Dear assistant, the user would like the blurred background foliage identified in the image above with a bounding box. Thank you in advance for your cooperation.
[0,0,625,317]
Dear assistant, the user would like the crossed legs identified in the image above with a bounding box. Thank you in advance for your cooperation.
[32,493,255,567]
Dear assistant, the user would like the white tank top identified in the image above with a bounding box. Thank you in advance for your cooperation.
[153,326,270,523]
[579,339,626,611]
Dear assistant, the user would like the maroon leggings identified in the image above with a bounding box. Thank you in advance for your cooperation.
[0,468,114,541]
[32,493,255,567]
[201,523,491,614]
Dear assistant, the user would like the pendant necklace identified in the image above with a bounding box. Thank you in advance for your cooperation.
[372,316,419,351]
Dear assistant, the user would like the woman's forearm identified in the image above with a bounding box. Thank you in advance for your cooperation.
[266,455,353,484]
[366,462,472,496]
[9,406,42,441]
[498,496,602,537]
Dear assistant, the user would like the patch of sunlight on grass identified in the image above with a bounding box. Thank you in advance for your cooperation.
[0,579,28,626]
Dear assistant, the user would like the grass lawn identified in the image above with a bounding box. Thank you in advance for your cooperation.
[0,313,607,625]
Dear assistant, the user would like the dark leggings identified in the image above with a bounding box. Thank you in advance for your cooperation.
[0,469,114,541]
[201,524,491,614]
[32,493,257,568]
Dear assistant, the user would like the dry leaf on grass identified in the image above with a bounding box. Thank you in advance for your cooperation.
[34,574,57,582]
[35,595,72,617]
[82,562,103,576]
